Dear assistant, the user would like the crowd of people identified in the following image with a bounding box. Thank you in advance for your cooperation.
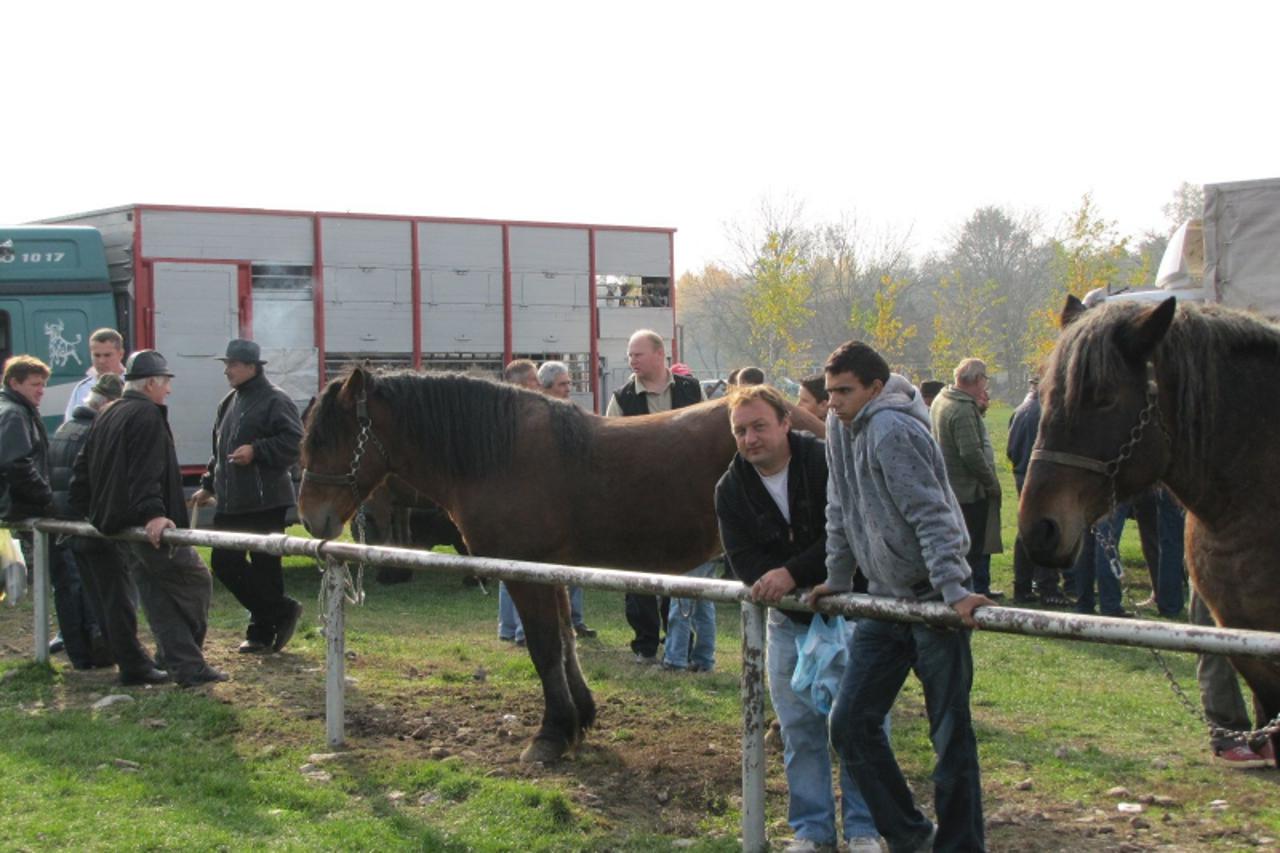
[1,321,1269,852]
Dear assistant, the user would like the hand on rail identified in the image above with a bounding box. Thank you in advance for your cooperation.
[802,582,839,609]
[750,567,796,604]
[951,593,996,628]
[144,516,176,548]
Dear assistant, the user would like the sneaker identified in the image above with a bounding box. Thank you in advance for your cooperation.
[1213,743,1270,769]
[660,660,686,672]
[272,599,304,653]
[497,635,516,643]
[1261,739,1276,766]
[782,840,837,853]
[633,653,657,666]
[238,639,270,654]
[48,633,65,655]
[573,623,598,639]
[845,837,883,853]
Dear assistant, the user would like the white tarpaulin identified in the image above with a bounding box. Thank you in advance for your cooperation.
[1203,178,1280,321]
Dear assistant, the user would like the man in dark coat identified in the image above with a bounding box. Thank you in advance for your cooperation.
[192,339,304,654]
[0,355,54,522]
[47,373,123,669]
[605,329,704,663]
[70,350,225,687]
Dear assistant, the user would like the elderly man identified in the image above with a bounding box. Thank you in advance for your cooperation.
[534,360,596,638]
[70,350,225,687]
[606,330,711,667]
[716,383,881,853]
[930,358,1004,599]
[192,340,304,654]
[809,341,991,853]
[63,328,126,422]
[502,359,541,390]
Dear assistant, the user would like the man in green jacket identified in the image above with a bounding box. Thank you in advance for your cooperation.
[930,358,1004,599]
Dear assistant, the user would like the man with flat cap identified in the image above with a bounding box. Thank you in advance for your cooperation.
[70,350,225,687]
[192,339,304,654]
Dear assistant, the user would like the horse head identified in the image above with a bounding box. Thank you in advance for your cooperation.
[298,365,394,539]
[1018,295,1177,566]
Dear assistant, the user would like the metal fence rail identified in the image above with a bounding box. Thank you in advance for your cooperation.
[9,518,1280,852]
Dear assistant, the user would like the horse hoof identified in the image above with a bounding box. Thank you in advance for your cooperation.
[520,737,568,764]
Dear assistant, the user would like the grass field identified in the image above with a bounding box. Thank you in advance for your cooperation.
[1,403,1277,851]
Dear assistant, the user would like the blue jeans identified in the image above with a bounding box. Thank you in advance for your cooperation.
[830,618,985,852]
[768,609,879,844]
[1153,490,1186,616]
[498,582,586,641]
[662,561,716,671]
[1073,513,1125,616]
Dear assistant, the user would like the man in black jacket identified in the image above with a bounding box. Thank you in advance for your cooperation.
[605,329,704,663]
[47,373,122,670]
[0,356,54,522]
[70,350,224,687]
[715,384,879,852]
[192,339,304,654]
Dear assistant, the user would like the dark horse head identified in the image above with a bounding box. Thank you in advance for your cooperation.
[1019,296,1178,566]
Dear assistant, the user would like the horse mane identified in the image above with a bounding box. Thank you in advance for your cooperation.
[1043,299,1280,478]
[305,369,592,478]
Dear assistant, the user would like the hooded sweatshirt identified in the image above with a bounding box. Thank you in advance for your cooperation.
[823,374,972,605]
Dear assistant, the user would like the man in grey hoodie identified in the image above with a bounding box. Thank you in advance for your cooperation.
[808,341,993,852]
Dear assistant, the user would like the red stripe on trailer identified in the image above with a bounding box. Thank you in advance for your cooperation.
[588,229,600,409]
[313,216,326,390]
[410,222,422,370]
[669,231,678,362]
[502,225,513,364]
[238,264,253,339]
[131,207,150,349]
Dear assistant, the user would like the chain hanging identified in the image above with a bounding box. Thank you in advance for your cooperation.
[1089,381,1280,743]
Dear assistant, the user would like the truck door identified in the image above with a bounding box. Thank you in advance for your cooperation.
[0,301,22,367]
[152,262,248,470]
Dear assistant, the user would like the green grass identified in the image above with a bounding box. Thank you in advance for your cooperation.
[0,408,1276,850]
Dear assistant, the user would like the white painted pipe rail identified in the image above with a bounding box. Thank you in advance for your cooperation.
[10,517,1280,853]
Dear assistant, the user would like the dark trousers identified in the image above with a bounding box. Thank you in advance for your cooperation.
[830,618,985,852]
[1133,489,1187,616]
[74,537,153,676]
[959,500,992,594]
[122,543,212,682]
[625,593,670,658]
[210,507,294,644]
[1074,509,1125,615]
[49,541,107,668]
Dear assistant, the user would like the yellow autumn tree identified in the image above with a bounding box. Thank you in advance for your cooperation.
[1026,194,1148,364]
[850,274,917,372]
[744,230,814,379]
[929,273,1001,380]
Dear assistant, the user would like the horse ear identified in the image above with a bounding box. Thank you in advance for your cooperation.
[338,366,367,410]
[1121,297,1177,360]
[1060,294,1087,328]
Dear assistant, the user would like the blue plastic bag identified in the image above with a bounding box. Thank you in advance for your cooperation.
[790,614,848,714]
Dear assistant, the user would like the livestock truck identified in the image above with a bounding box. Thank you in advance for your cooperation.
[3,204,679,480]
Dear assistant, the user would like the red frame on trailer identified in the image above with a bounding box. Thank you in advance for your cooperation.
[126,203,677,409]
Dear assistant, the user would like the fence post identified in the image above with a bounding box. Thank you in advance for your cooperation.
[324,561,346,747]
[740,601,767,852]
[32,530,50,665]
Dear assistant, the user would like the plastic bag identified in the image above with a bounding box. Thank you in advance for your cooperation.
[0,529,27,607]
[790,613,849,714]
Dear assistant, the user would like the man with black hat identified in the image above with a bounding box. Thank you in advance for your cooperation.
[192,339,304,654]
[70,349,225,687]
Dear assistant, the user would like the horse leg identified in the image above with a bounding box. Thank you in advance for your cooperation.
[557,586,597,732]
[507,580,579,763]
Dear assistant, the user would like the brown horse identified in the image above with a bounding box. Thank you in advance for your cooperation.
[1018,295,1280,749]
[297,366,746,763]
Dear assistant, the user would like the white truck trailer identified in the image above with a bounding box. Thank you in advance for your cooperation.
[40,204,679,476]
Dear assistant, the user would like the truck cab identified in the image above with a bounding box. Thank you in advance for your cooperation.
[0,226,116,429]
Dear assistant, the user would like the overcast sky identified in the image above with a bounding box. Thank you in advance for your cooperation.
[5,1,1276,275]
